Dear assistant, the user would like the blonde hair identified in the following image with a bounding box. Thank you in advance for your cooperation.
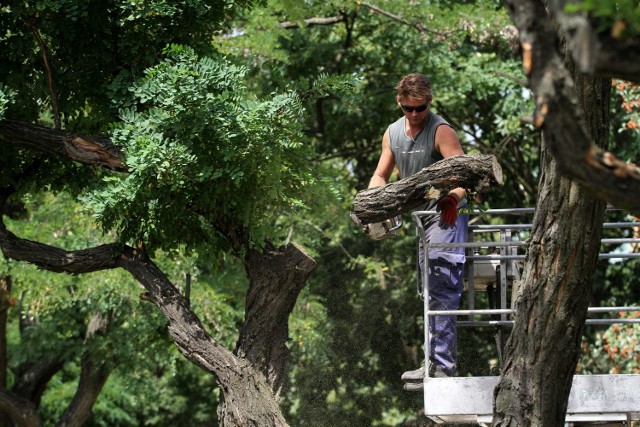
[396,73,432,101]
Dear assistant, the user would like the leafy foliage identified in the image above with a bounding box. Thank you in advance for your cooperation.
[84,45,321,254]
[0,82,15,119]
[578,313,640,375]
[0,0,242,129]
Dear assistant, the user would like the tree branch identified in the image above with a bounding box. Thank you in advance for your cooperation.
[237,243,316,398]
[0,211,284,425]
[0,119,126,172]
[502,0,640,216]
[21,17,61,130]
[0,390,41,427]
[351,154,503,225]
[56,312,113,427]
[548,0,640,82]
[12,357,64,406]
[279,16,345,29]
[360,2,453,37]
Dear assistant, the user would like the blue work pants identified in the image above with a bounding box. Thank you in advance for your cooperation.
[418,210,468,376]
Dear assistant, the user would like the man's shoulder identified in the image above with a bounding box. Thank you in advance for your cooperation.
[387,117,405,145]
[427,111,449,127]
[389,116,404,128]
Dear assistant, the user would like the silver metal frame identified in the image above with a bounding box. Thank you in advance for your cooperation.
[411,207,640,424]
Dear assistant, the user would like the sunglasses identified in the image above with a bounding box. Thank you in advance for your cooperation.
[401,103,428,113]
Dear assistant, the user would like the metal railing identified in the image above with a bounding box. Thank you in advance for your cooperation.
[412,207,640,371]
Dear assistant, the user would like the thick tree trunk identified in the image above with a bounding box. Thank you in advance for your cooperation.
[236,243,316,398]
[351,154,503,225]
[119,245,297,427]
[493,2,611,423]
[493,147,606,426]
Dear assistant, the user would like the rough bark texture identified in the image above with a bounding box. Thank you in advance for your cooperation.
[0,390,41,427]
[1,186,313,426]
[0,119,126,172]
[494,1,611,425]
[351,154,503,225]
[118,245,292,426]
[237,244,316,399]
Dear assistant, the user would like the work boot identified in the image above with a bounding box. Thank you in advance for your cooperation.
[401,366,425,383]
[402,368,449,391]
[403,381,424,392]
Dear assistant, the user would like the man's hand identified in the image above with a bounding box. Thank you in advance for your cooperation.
[436,194,458,229]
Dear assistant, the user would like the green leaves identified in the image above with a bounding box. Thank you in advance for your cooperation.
[0,82,15,119]
[85,45,319,254]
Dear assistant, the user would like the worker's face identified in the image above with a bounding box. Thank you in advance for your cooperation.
[398,96,430,125]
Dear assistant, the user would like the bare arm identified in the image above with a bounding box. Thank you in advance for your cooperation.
[435,125,466,201]
[368,129,396,188]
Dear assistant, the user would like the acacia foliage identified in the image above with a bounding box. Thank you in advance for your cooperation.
[84,44,319,254]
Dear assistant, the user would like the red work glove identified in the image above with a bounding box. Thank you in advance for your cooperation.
[436,194,458,229]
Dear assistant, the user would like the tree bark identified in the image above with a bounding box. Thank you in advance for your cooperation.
[55,353,111,427]
[11,357,64,406]
[119,244,292,426]
[0,390,41,427]
[494,1,611,424]
[350,154,503,225]
[237,243,317,398]
[56,312,114,427]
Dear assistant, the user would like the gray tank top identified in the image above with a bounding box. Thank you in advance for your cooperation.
[388,112,449,179]
[388,112,456,211]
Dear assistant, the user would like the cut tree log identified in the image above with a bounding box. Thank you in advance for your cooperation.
[351,154,503,226]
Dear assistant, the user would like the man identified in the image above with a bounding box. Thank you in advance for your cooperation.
[368,73,468,389]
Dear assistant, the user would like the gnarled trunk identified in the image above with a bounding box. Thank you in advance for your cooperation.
[493,3,611,422]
